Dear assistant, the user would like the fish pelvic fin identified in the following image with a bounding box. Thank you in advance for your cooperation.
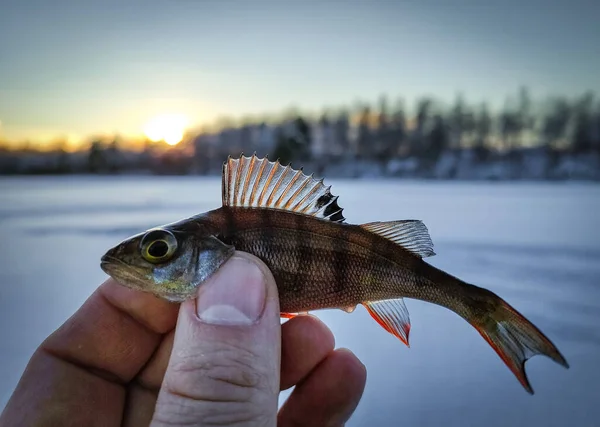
[363,298,411,347]
[280,311,309,319]
[468,289,569,394]
[222,154,345,222]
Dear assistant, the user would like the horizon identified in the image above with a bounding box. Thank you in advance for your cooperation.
[1,0,599,147]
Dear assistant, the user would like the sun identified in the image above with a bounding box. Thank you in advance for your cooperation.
[143,114,189,146]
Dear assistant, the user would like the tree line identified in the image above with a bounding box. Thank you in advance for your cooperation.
[1,87,599,176]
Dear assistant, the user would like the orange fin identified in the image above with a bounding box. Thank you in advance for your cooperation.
[363,299,411,347]
[469,295,569,394]
[341,305,356,313]
[222,154,345,222]
[360,220,435,258]
[280,311,309,319]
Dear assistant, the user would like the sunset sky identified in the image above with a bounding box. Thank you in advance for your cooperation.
[1,0,598,146]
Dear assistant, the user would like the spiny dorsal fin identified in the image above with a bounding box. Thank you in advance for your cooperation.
[364,298,411,347]
[222,154,345,222]
[360,220,435,258]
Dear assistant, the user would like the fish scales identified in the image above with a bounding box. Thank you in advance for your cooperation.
[207,207,425,313]
[101,154,569,395]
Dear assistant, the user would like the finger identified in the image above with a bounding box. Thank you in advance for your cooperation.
[123,330,175,426]
[133,315,335,394]
[135,330,175,391]
[0,280,179,426]
[280,315,335,390]
[151,252,281,427]
[123,384,158,427]
[45,280,179,382]
[124,314,335,423]
[277,348,367,427]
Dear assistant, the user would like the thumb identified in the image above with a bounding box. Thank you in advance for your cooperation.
[151,252,281,427]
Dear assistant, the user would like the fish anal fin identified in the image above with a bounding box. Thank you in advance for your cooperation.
[363,298,411,347]
[360,220,435,258]
[222,154,345,222]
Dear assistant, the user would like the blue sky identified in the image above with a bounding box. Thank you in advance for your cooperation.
[0,0,598,143]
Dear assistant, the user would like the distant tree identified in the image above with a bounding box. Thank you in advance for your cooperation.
[449,94,466,149]
[239,124,252,153]
[516,86,534,148]
[272,130,294,166]
[56,148,71,174]
[334,109,350,156]
[542,97,571,149]
[272,116,311,165]
[357,105,371,159]
[106,139,121,173]
[390,98,406,156]
[474,103,492,161]
[378,94,389,131]
[49,138,71,173]
[375,94,391,161]
[426,114,448,164]
[318,112,330,127]
[572,92,595,154]
[295,116,311,159]
[500,109,518,152]
[413,98,434,157]
[88,140,106,173]
[415,98,432,133]
[594,101,600,154]
[499,87,533,152]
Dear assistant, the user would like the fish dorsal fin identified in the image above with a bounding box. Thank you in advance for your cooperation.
[364,298,411,347]
[222,154,345,222]
[360,220,435,258]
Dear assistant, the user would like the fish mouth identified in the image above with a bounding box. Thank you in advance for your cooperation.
[100,254,146,285]
[100,254,120,274]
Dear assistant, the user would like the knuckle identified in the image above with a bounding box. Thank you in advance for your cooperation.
[170,342,269,391]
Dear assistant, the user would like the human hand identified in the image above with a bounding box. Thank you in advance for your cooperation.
[0,251,366,426]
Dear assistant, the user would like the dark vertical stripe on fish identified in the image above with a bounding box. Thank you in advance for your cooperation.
[293,214,310,296]
[260,207,274,258]
[333,227,349,296]
[223,207,236,241]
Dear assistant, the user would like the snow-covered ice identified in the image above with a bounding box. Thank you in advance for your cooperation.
[0,176,599,426]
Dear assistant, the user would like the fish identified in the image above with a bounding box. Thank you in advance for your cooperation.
[101,153,569,394]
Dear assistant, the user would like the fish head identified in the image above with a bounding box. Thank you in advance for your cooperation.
[100,222,235,302]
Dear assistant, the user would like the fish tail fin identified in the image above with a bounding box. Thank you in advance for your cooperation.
[466,287,569,394]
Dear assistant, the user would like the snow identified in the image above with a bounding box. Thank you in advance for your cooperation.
[0,176,599,426]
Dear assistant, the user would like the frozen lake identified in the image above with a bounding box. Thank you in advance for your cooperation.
[1,176,599,426]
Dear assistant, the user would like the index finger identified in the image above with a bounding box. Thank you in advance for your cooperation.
[43,278,180,382]
[0,278,179,426]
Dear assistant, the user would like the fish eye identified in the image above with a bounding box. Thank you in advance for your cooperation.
[140,229,178,264]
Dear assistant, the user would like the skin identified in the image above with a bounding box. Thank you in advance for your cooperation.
[0,252,367,427]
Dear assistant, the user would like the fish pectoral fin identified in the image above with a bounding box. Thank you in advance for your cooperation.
[360,220,435,258]
[222,154,345,222]
[363,298,411,347]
